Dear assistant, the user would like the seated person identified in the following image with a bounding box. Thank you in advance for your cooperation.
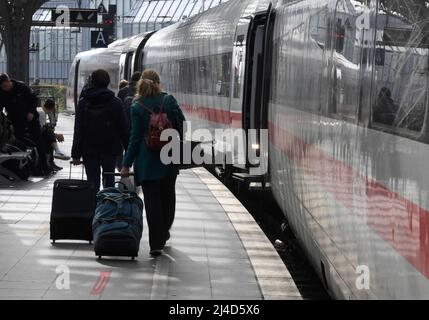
[38,99,70,172]
[0,73,51,176]
[373,87,399,126]
[40,98,58,129]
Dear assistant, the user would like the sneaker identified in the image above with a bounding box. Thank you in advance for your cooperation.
[54,150,70,161]
[150,249,163,257]
[52,163,63,171]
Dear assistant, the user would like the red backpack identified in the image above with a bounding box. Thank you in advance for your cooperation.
[141,95,173,151]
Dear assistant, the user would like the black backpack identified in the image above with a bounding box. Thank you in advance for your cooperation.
[83,101,116,147]
[123,94,134,129]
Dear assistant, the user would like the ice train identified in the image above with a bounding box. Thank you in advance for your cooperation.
[67,0,429,299]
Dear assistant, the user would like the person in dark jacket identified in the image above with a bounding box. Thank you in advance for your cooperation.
[118,71,141,102]
[72,69,130,191]
[121,69,186,257]
[0,73,50,175]
[118,72,142,131]
[0,73,40,142]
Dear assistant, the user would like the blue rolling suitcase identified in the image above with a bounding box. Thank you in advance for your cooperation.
[93,175,143,260]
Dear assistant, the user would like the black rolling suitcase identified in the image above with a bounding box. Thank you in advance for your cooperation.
[50,162,96,244]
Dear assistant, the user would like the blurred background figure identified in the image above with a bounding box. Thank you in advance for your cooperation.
[373,87,399,126]
[31,78,42,109]
[38,99,69,172]
[119,80,129,91]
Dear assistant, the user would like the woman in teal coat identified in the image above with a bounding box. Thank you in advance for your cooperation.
[121,69,186,257]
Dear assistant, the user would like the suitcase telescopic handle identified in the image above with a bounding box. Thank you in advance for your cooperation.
[104,172,135,177]
[69,161,85,180]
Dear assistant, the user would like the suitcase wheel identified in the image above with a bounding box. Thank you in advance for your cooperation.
[51,240,56,245]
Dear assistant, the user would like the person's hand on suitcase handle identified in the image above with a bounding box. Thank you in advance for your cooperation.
[72,159,83,166]
[103,170,134,178]
[120,166,131,178]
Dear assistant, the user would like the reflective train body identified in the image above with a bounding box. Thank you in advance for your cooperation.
[67,0,429,299]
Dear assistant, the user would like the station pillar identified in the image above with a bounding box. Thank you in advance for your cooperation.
[0,0,48,84]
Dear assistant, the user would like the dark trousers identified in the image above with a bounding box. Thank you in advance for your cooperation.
[83,154,116,191]
[40,126,56,170]
[29,121,46,172]
[41,126,56,154]
[141,174,178,251]
[15,120,49,175]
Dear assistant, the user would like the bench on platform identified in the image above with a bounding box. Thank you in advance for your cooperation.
[0,148,33,183]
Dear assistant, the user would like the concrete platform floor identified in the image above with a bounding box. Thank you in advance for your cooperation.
[0,115,300,300]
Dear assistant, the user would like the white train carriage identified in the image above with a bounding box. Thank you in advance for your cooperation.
[66,33,153,112]
[269,0,429,299]
[67,0,429,299]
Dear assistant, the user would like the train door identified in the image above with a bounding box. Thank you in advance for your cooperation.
[243,6,274,178]
[229,17,252,170]
[229,6,274,182]
[119,52,134,81]
[73,59,81,110]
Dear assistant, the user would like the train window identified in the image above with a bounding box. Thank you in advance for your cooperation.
[270,39,279,104]
[375,48,385,66]
[198,57,211,95]
[372,1,429,136]
[184,59,190,93]
[167,62,174,92]
[214,54,221,96]
[178,60,186,93]
[181,59,187,93]
[189,59,197,94]
[169,61,175,92]
[138,50,144,71]
[125,52,133,81]
[328,0,370,120]
[334,19,345,53]
[233,35,245,99]
[309,7,328,49]
[219,53,232,97]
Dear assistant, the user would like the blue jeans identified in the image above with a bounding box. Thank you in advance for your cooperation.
[83,154,116,191]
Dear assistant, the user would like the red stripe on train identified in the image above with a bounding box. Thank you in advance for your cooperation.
[180,103,429,279]
[181,103,242,128]
[270,120,429,279]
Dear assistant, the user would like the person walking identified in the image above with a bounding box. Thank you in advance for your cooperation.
[120,69,186,257]
[118,71,142,130]
[118,71,141,102]
[72,69,130,191]
[119,80,129,91]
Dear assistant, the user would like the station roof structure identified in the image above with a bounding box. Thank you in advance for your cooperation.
[32,0,230,32]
